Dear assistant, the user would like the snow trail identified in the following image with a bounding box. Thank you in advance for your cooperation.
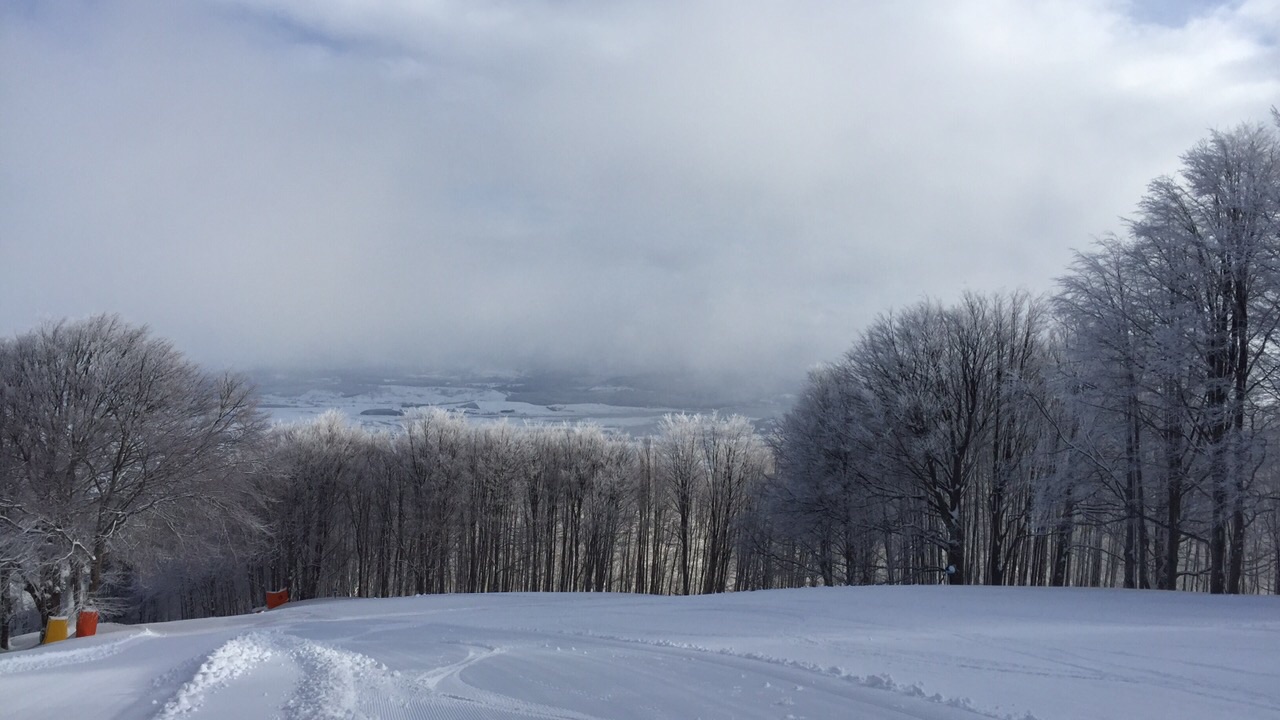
[3,588,1276,720]
[0,629,155,675]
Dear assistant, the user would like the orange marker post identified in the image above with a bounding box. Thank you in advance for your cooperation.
[76,610,100,638]
[265,588,289,610]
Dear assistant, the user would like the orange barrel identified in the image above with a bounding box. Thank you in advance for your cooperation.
[265,588,289,609]
[44,616,69,644]
[76,610,100,637]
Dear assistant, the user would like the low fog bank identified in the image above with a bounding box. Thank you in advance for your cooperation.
[248,365,800,420]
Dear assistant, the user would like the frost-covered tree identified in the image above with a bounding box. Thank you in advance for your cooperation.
[0,316,266,633]
[1052,122,1280,593]
[656,414,704,595]
[980,292,1051,586]
[849,296,1001,585]
[1055,238,1162,589]
[0,394,28,648]
[1134,124,1280,593]
[768,363,877,585]
[770,292,1051,587]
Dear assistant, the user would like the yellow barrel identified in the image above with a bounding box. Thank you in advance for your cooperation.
[44,616,69,644]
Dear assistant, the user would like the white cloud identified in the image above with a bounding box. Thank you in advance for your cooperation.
[1,0,1277,384]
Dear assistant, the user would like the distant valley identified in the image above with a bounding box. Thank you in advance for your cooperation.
[249,368,795,436]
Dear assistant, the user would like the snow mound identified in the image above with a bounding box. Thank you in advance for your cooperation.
[156,631,398,719]
[283,637,391,719]
[157,633,278,717]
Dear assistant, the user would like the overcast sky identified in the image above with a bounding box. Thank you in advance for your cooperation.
[2,0,1278,387]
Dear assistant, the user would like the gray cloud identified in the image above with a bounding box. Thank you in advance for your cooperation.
[2,0,1278,386]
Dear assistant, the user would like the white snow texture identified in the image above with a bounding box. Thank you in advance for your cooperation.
[0,586,1277,720]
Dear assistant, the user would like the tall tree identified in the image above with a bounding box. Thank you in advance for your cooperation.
[1130,124,1280,593]
[0,316,265,631]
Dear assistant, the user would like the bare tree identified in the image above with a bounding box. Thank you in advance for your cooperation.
[769,364,876,585]
[1130,124,1280,593]
[0,315,265,632]
[657,414,704,595]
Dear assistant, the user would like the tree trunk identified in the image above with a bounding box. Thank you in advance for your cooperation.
[0,564,11,650]
[89,538,107,598]
[1227,504,1246,594]
[1159,413,1185,590]
[946,484,966,586]
[1210,472,1228,594]
[1050,485,1075,587]
[25,581,62,644]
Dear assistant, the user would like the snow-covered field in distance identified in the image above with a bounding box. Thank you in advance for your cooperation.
[251,368,793,435]
[2,586,1277,720]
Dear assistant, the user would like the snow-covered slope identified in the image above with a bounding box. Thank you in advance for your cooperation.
[1,587,1277,720]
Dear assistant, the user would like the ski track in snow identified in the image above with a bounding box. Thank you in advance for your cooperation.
[957,632,1280,715]
[557,626,1278,720]
[152,632,602,720]
[148,627,987,720]
[413,643,503,692]
[540,624,1276,720]
[6,589,1276,720]
[157,633,280,718]
[0,629,156,675]
[535,629,1028,720]
[156,631,405,720]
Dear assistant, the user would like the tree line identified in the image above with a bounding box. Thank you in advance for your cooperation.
[772,117,1280,595]
[250,410,771,606]
[2,116,1278,646]
[0,323,777,642]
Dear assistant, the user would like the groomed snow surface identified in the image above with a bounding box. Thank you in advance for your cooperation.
[2,587,1277,720]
